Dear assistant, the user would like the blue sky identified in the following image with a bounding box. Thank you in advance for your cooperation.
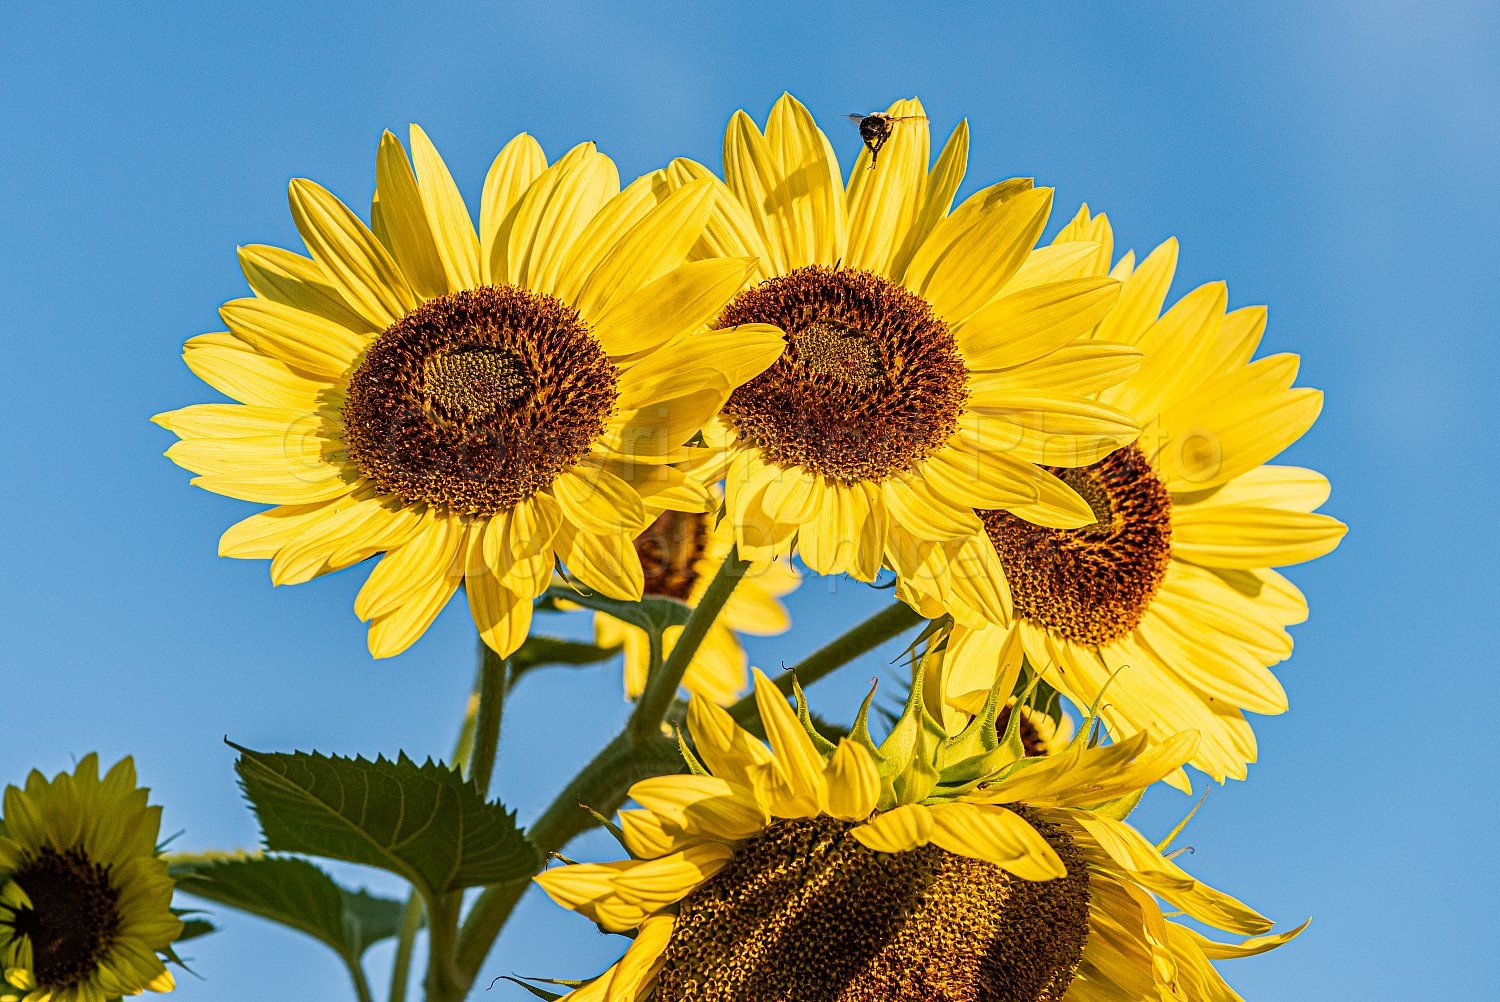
[3,2,1496,998]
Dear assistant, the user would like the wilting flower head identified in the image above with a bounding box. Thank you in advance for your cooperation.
[904,208,1347,783]
[155,127,786,658]
[0,755,181,1002]
[593,504,800,705]
[654,94,1143,605]
[534,667,1300,1000]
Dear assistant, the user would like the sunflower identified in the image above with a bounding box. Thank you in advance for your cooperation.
[154,127,786,658]
[653,95,1142,607]
[590,504,800,705]
[0,755,181,1002]
[909,206,1347,783]
[534,668,1300,1001]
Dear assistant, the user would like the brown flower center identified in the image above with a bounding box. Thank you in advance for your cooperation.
[5,847,120,990]
[982,445,1172,646]
[654,810,1090,1002]
[635,510,710,602]
[717,266,968,482]
[342,286,617,515]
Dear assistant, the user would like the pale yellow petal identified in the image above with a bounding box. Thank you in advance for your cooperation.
[906,184,1053,324]
[957,278,1121,370]
[479,133,547,285]
[288,178,418,327]
[926,802,1066,880]
[821,739,880,821]
[844,97,929,276]
[181,332,338,408]
[409,124,482,290]
[762,93,847,268]
[237,244,373,333]
[850,803,934,853]
[372,131,448,299]
[219,298,368,379]
[575,179,718,318]
[888,118,968,280]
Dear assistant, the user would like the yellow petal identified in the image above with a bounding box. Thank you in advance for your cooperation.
[360,517,466,658]
[888,118,968,280]
[964,393,1141,467]
[409,124,482,290]
[508,149,619,295]
[606,913,675,1001]
[968,341,1142,399]
[553,465,649,535]
[237,244,373,333]
[851,803,933,853]
[219,298,368,379]
[480,133,548,285]
[821,739,880,821]
[372,131,449,299]
[555,522,645,601]
[906,184,1053,324]
[926,802,1066,880]
[181,332,337,409]
[1093,237,1178,347]
[686,693,774,790]
[721,109,790,274]
[957,278,1121,370]
[762,93,847,268]
[288,178,418,328]
[575,179,718,319]
[751,667,826,813]
[591,257,757,358]
[844,97,929,276]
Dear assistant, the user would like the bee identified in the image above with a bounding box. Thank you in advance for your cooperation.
[847,112,928,169]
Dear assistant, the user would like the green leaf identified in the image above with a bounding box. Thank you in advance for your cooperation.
[509,634,622,682]
[175,916,217,943]
[232,746,541,899]
[169,854,403,963]
[543,587,691,635]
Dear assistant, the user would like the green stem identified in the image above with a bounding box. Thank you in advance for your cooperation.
[422,891,465,1002]
[343,955,376,1002]
[453,548,748,988]
[454,730,682,985]
[729,601,925,731]
[392,646,491,1002]
[469,643,509,795]
[386,895,423,1002]
[629,546,748,742]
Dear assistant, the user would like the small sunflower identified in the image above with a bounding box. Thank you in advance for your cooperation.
[534,668,1299,1001]
[910,207,1347,783]
[657,95,1142,605]
[155,127,787,658]
[0,755,181,1002]
[593,506,800,705]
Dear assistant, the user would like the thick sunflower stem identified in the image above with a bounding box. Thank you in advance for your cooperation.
[392,649,491,1002]
[628,546,749,743]
[453,729,683,987]
[451,550,748,988]
[729,600,926,731]
[469,643,509,795]
[423,891,466,1002]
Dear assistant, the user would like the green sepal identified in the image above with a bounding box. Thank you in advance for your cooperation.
[676,726,711,777]
[578,804,629,853]
[169,853,405,966]
[1084,786,1145,822]
[878,651,944,806]
[231,744,541,901]
[791,676,838,758]
[543,585,691,636]
[509,634,622,684]
[489,975,569,1000]
[934,652,1021,786]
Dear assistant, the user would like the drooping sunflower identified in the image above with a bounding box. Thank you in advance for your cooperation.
[654,95,1143,606]
[592,505,800,705]
[155,127,786,658]
[534,668,1300,1001]
[0,755,181,1002]
[909,207,1347,783]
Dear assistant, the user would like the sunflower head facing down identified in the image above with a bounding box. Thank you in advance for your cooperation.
[657,95,1144,607]
[155,127,787,659]
[907,207,1347,784]
[534,665,1302,1001]
[0,755,181,1002]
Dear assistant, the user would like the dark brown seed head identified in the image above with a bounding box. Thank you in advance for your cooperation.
[342,286,618,515]
[636,510,710,602]
[717,266,968,483]
[5,847,121,990]
[982,445,1173,646]
[653,809,1090,1002]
